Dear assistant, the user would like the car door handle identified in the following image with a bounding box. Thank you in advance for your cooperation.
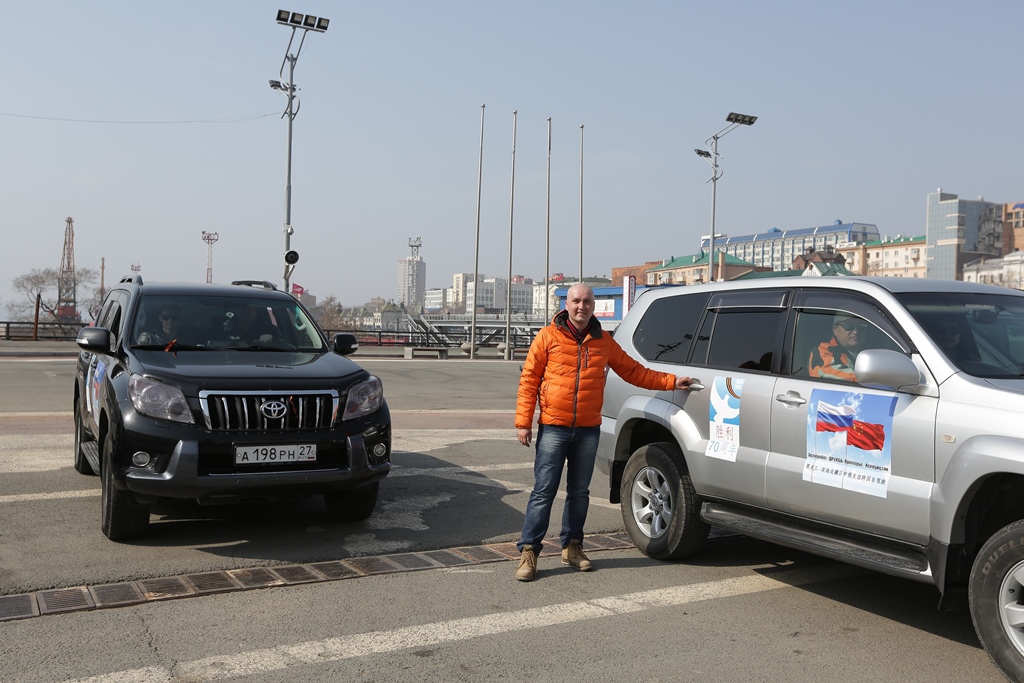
[687,380,705,391]
[775,393,807,406]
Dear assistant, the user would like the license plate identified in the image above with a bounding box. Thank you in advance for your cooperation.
[234,444,317,465]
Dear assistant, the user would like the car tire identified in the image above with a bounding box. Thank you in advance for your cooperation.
[620,441,709,561]
[969,519,1024,682]
[324,483,379,522]
[100,431,150,541]
[73,402,97,476]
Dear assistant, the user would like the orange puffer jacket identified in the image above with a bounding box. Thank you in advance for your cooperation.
[515,310,678,429]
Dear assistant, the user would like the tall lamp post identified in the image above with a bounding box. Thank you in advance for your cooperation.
[270,9,329,293]
[695,112,757,284]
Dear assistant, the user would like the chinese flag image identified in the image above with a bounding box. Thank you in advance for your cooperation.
[847,420,885,451]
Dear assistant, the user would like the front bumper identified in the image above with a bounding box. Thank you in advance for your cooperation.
[113,405,391,502]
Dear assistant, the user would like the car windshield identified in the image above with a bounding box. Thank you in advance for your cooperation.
[129,294,325,352]
[896,291,1024,378]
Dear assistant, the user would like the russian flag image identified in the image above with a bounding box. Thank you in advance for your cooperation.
[815,401,855,433]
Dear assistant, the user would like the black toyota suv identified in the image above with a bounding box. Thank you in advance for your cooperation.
[73,276,391,541]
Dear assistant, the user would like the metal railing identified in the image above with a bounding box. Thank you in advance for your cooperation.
[0,321,87,341]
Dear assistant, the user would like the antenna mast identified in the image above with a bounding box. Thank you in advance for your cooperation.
[202,231,220,283]
[57,217,80,322]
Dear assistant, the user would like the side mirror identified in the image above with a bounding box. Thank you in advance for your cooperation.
[333,333,359,357]
[77,327,111,352]
[855,349,922,390]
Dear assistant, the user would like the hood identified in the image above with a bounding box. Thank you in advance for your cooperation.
[130,348,367,389]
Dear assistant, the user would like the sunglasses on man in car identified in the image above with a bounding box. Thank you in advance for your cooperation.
[835,320,869,332]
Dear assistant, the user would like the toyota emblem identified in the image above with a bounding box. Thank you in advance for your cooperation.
[260,400,288,419]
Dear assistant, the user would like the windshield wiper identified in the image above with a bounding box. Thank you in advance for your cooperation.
[132,342,212,352]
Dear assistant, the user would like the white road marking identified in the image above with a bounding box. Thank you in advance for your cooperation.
[68,564,861,683]
[0,434,74,472]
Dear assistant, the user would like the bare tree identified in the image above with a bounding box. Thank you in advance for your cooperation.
[308,295,346,332]
[8,267,99,324]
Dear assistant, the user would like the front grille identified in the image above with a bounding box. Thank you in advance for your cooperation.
[198,390,339,431]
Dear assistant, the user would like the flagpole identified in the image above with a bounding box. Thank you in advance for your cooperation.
[544,117,552,323]
[579,124,584,282]
[504,110,517,361]
[470,104,485,360]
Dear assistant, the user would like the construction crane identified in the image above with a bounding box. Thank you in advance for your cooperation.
[408,237,422,258]
[57,217,80,322]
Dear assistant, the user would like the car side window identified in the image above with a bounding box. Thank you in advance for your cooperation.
[631,292,710,365]
[690,309,785,371]
[791,290,910,383]
[688,291,788,372]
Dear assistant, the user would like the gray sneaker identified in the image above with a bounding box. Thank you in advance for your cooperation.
[515,548,538,581]
[561,540,592,571]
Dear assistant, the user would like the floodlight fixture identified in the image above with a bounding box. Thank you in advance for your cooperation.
[726,112,757,126]
[276,9,329,33]
[696,112,758,283]
[272,10,330,292]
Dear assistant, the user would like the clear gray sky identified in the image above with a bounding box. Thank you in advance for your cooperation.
[2,0,1022,317]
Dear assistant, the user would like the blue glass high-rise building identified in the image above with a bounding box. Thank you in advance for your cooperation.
[926,190,1004,281]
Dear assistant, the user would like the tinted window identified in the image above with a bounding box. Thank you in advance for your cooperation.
[130,294,326,351]
[691,309,784,371]
[632,292,710,365]
[792,290,909,383]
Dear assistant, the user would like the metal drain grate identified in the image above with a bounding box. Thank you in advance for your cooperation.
[308,561,362,580]
[37,588,94,614]
[0,534,638,622]
[451,546,507,563]
[140,577,195,601]
[346,556,402,575]
[228,568,286,588]
[272,565,325,584]
[387,553,442,571]
[184,572,241,594]
[420,550,473,567]
[90,583,146,608]
[0,594,38,620]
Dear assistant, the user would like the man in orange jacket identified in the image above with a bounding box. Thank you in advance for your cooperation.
[513,283,693,581]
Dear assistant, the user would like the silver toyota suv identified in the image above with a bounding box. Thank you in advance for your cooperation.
[598,276,1024,681]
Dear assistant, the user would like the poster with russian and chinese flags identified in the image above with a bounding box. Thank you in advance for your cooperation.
[803,389,897,498]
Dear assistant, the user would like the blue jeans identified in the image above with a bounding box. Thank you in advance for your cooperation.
[518,424,601,554]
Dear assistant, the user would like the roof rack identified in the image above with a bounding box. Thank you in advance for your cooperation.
[231,280,278,290]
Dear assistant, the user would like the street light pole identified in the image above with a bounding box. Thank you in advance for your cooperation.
[271,10,329,294]
[695,112,757,284]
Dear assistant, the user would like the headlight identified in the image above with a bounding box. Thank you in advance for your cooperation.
[129,375,193,424]
[343,375,384,421]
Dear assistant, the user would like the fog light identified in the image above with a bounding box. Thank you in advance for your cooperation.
[372,443,387,457]
[132,451,152,467]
